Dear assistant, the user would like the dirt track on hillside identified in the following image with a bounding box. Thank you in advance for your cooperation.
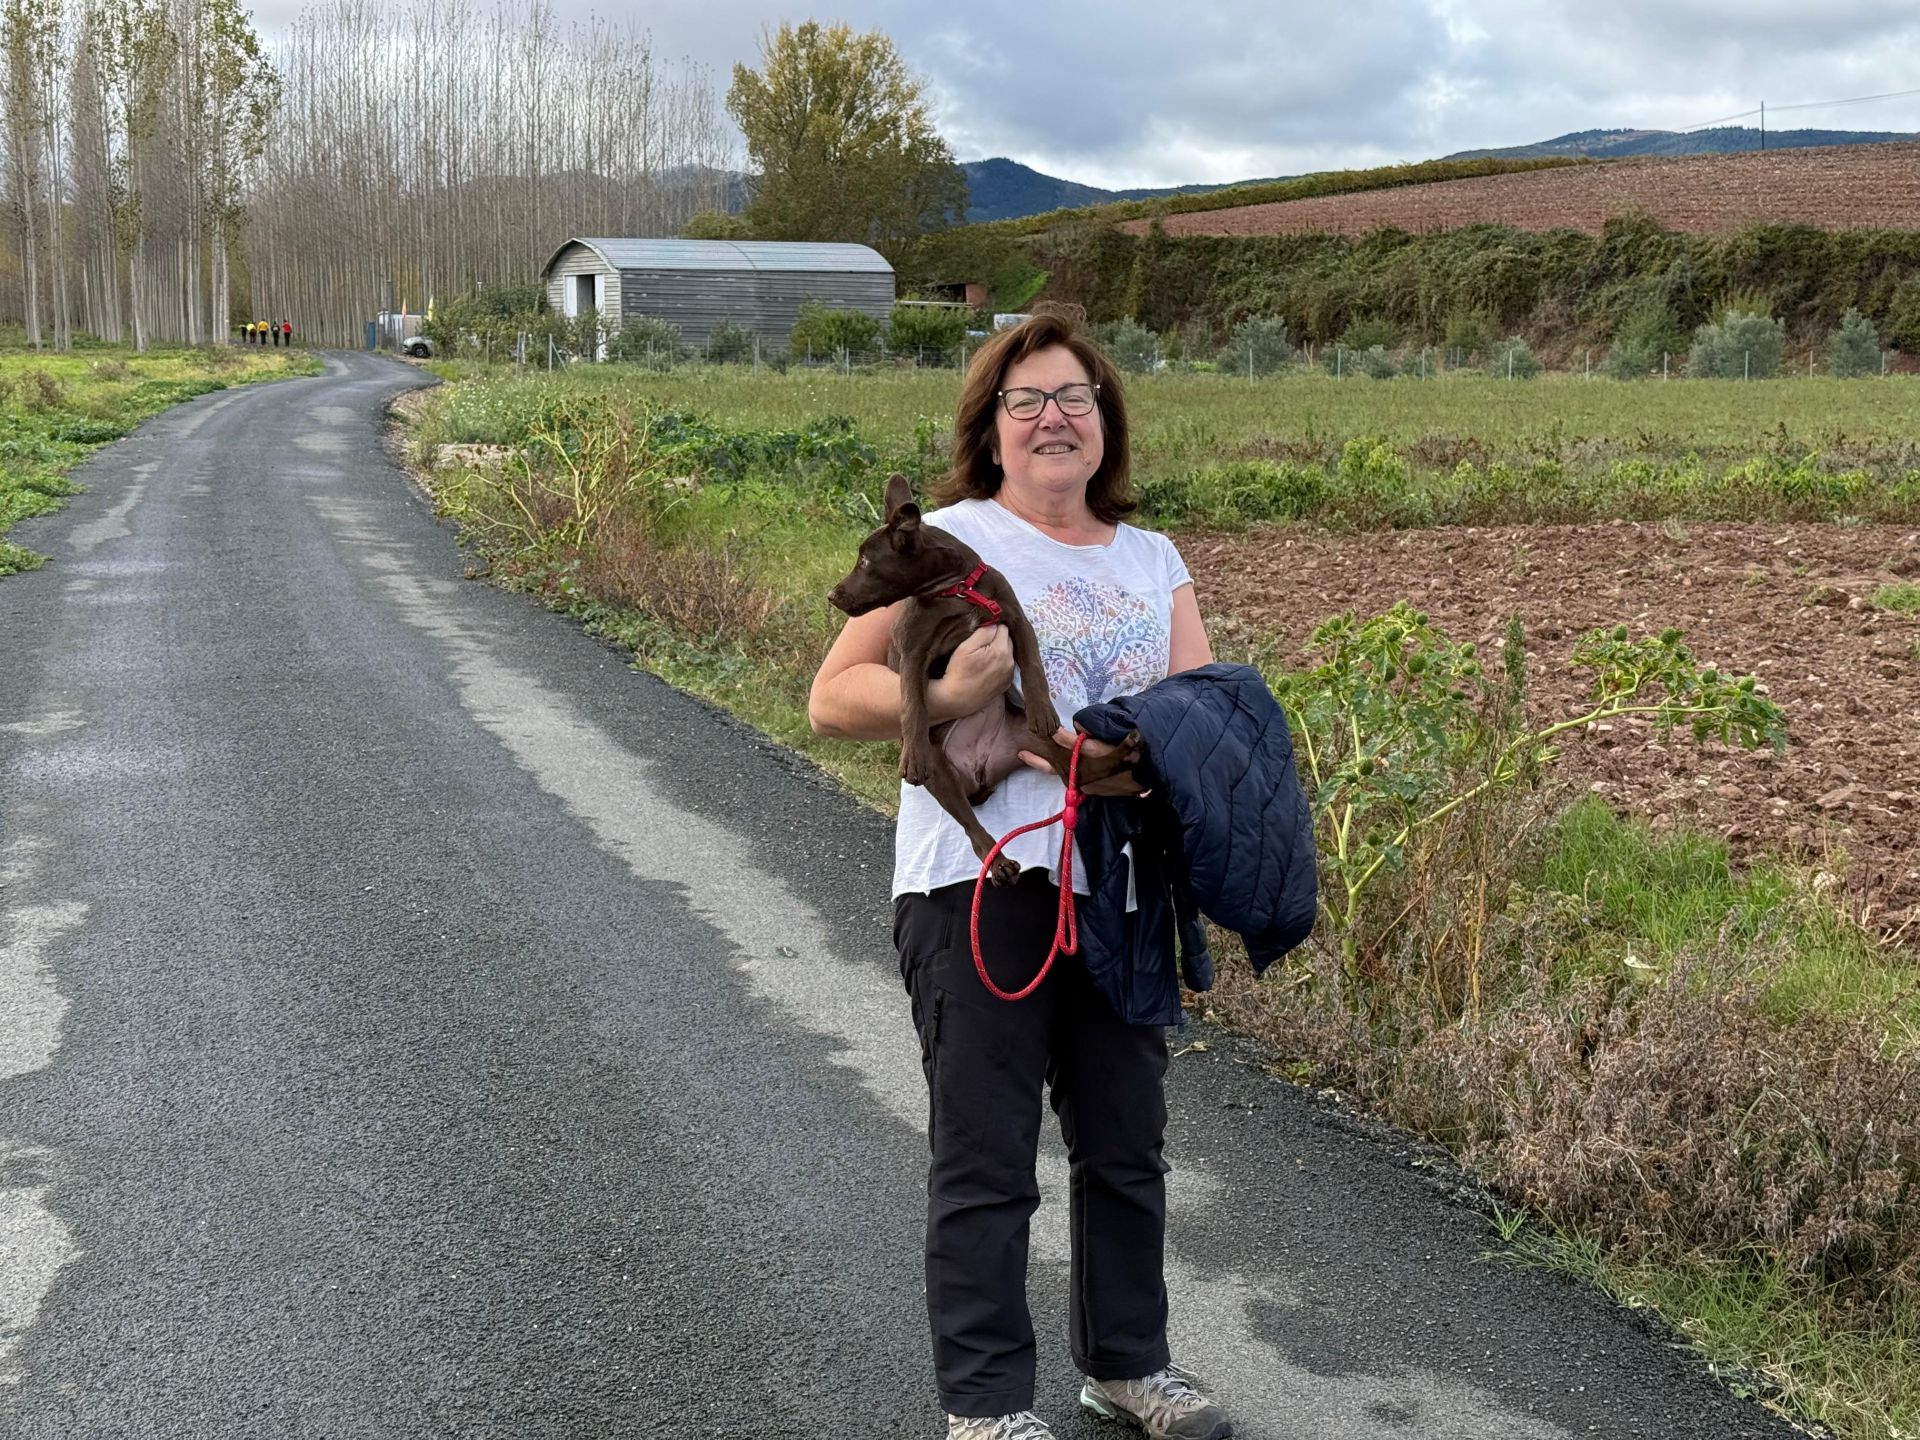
[1189,520,1920,934]
[1121,142,1920,239]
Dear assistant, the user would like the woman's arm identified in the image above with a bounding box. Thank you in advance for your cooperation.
[808,605,1016,741]
[1167,582,1214,674]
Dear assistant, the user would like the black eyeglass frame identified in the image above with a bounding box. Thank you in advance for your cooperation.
[996,382,1101,419]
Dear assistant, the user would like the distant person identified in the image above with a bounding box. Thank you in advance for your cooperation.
[281,321,294,347]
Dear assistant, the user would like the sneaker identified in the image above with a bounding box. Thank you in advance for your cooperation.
[1080,1364,1232,1439]
[946,1413,1056,1439]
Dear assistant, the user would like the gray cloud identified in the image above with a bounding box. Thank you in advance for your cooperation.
[246,0,1920,190]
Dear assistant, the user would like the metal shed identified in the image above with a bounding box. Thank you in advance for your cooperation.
[540,238,895,352]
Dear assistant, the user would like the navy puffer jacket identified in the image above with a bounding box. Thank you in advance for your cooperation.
[1070,663,1318,1026]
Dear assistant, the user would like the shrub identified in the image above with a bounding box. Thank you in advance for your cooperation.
[1827,307,1882,379]
[420,282,558,362]
[1441,307,1495,360]
[606,315,683,367]
[788,302,882,359]
[1884,276,1920,352]
[888,302,969,358]
[1322,342,1397,379]
[16,368,66,412]
[1218,315,1295,376]
[1601,335,1662,380]
[1687,309,1785,379]
[1487,336,1540,379]
[1090,316,1160,373]
[1338,316,1397,351]
[702,320,755,365]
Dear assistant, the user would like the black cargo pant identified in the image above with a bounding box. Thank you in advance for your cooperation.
[893,870,1171,1418]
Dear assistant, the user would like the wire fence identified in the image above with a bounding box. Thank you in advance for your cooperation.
[501,332,1910,383]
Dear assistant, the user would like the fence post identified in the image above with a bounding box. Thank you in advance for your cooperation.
[1744,350,1751,381]
[547,334,554,371]
[753,336,760,375]
[1508,347,1514,381]
[1584,349,1590,379]
[1247,341,1254,382]
[1663,351,1669,380]
[1335,345,1342,379]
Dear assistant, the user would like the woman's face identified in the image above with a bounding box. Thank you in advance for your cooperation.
[992,344,1104,498]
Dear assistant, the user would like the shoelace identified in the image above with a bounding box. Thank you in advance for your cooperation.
[1136,1367,1207,1412]
[959,1413,1051,1440]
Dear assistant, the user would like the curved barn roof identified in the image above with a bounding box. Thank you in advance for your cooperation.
[542,237,893,276]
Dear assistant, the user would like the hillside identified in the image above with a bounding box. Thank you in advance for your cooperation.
[1113,141,1920,240]
[958,157,1290,224]
[1446,125,1917,161]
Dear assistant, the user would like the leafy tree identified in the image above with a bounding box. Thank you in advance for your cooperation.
[726,21,967,261]
[680,211,753,241]
[1827,307,1881,378]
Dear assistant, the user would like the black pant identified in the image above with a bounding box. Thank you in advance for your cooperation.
[893,871,1171,1417]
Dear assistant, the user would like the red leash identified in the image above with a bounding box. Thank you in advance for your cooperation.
[969,733,1086,1001]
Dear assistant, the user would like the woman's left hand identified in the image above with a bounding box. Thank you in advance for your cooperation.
[1018,727,1151,797]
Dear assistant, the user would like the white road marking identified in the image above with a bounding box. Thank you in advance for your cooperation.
[0,832,85,1386]
[0,1144,80,1389]
[0,712,84,739]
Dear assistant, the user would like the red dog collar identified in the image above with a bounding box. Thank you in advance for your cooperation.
[934,562,1003,625]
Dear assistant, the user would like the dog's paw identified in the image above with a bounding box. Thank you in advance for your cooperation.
[900,747,934,787]
[1025,701,1062,740]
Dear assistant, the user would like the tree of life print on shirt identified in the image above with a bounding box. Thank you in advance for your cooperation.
[1029,575,1170,715]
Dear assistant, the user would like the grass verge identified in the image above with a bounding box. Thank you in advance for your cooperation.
[0,343,321,574]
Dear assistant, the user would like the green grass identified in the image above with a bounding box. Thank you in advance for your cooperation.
[0,344,319,572]
[1540,798,1919,1038]
[1873,582,1920,613]
[1495,1214,1920,1439]
[425,360,1920,530]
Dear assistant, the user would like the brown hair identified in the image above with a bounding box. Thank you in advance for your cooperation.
[934,303,1136,523]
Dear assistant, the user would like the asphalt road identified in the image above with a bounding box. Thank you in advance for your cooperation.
[0,351,1807,1439]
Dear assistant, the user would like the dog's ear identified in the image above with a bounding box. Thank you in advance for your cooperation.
[888,508,922,552]
[882,473,915,523]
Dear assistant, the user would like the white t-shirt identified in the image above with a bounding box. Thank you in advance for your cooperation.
[891,496,1193,898]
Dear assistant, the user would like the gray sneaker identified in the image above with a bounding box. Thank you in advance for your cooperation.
[947,1411,1056,1440]
[1080,1364,1232,1439]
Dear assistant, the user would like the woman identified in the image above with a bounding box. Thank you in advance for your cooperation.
[809,307,1231,1440]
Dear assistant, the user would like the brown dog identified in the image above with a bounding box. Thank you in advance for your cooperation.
[828,474,1140,883]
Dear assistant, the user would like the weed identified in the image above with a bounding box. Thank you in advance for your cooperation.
[1871,583,1920,613]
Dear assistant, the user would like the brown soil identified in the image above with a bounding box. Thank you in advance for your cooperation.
[1122,142,1920,239]
[1189,521,1920,934]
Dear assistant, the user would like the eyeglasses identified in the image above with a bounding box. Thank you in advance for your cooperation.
[997,382,1099,420]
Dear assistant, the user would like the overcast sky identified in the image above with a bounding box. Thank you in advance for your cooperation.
[246,0,1920,190]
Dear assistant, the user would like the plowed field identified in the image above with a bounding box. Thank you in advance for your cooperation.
[1190,520,1920,934]
[1120,141,1920,239]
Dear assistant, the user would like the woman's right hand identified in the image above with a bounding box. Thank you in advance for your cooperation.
[929,624,1014,721]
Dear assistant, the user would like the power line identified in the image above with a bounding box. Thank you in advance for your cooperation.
[1678,85,1920,132]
